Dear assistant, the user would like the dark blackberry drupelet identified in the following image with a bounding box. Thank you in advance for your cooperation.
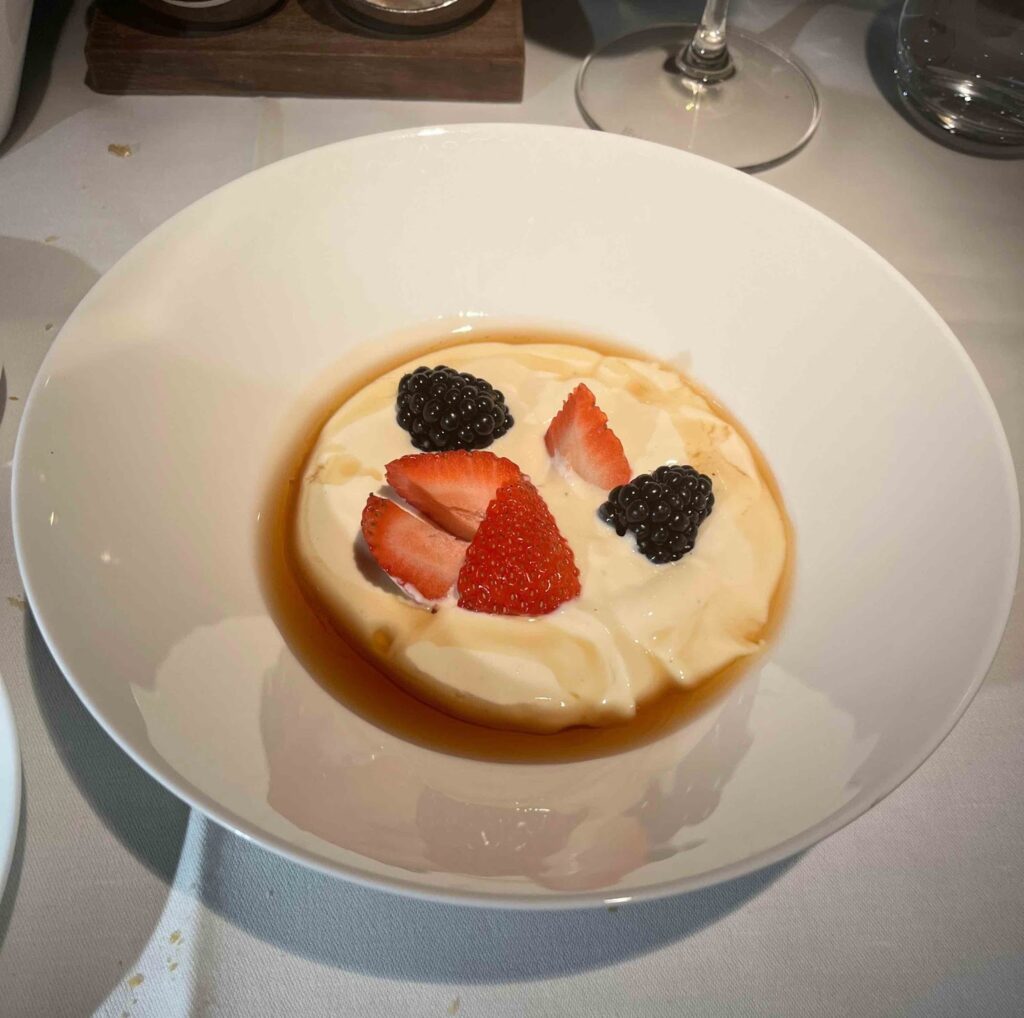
[395,366,514,451]
[598,464,714,564]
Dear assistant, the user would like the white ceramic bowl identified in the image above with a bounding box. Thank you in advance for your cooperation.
[0,674,19,899]
[12,124,1019,907]
[0,0,33,143]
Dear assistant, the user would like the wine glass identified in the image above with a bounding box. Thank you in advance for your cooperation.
[576,0,820,171]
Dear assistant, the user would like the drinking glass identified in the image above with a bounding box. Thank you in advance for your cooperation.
[896,0,1024,151]
[576,0,820,170]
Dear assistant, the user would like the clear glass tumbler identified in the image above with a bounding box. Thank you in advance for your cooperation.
[896,0,1024,151]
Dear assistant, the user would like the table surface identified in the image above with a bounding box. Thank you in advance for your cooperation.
[1,2,1022,1015]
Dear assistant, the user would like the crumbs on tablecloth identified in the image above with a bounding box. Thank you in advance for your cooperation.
[127,973,144,989]
[7,596,26,612]
[169,930,183,944]
[108,143,133,158]
[448,997,461,1015]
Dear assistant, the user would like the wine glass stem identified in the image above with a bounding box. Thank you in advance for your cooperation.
[676,0,735,82]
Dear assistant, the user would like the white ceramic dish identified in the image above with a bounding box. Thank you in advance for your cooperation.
[12,124,1019,908]
[0,674,20,900]
[0,0,33,143]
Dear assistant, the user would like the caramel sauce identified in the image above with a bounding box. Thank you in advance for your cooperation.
[257,326,794,763]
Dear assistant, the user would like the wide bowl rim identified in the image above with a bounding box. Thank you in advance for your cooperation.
[12,122,1020,909]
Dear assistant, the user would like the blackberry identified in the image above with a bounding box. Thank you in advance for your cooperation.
[395,366,514,451]
[598,464,714,565]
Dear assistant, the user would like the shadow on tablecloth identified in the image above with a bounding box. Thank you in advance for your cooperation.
[4,546,188,1011]
[25,610,189,883]
[19,609,190,1013]
[196,819,800,983]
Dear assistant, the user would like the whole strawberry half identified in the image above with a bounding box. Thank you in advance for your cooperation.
[385,450,522,541]
[360,494,468,601]
[457,479,581,616]
[545,383,631,490]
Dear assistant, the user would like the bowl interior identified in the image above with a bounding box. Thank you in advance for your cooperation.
[13,124,1018,906]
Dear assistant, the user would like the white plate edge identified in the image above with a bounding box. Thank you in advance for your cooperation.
[9,123,1022,908]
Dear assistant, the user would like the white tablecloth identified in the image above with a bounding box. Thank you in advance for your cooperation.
[1,2,1022,1015]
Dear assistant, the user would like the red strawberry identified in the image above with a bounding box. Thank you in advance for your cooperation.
[544,383,631,490]
[457,479,580,616]
[385,450,522,541]
[360,494,468,601]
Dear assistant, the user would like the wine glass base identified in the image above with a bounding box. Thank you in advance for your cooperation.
[577,25,821,171]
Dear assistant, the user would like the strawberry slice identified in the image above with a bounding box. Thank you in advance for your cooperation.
[385,450,522,541]
[544,383,631,490]
[457,479,580,616]
[360,494,468,602]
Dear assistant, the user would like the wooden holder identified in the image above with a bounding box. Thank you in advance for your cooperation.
[85,0,524,102]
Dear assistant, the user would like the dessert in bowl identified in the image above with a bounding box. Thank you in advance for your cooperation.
[288,335,790,735]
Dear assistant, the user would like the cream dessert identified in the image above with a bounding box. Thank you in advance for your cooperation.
[292,339,789,734]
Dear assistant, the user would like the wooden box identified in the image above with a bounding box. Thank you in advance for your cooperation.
[86,0,524,102]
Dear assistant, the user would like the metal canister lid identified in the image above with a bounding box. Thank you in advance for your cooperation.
[337,0,491,32]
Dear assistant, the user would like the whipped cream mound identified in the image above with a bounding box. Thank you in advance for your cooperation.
[294,340,789,733]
